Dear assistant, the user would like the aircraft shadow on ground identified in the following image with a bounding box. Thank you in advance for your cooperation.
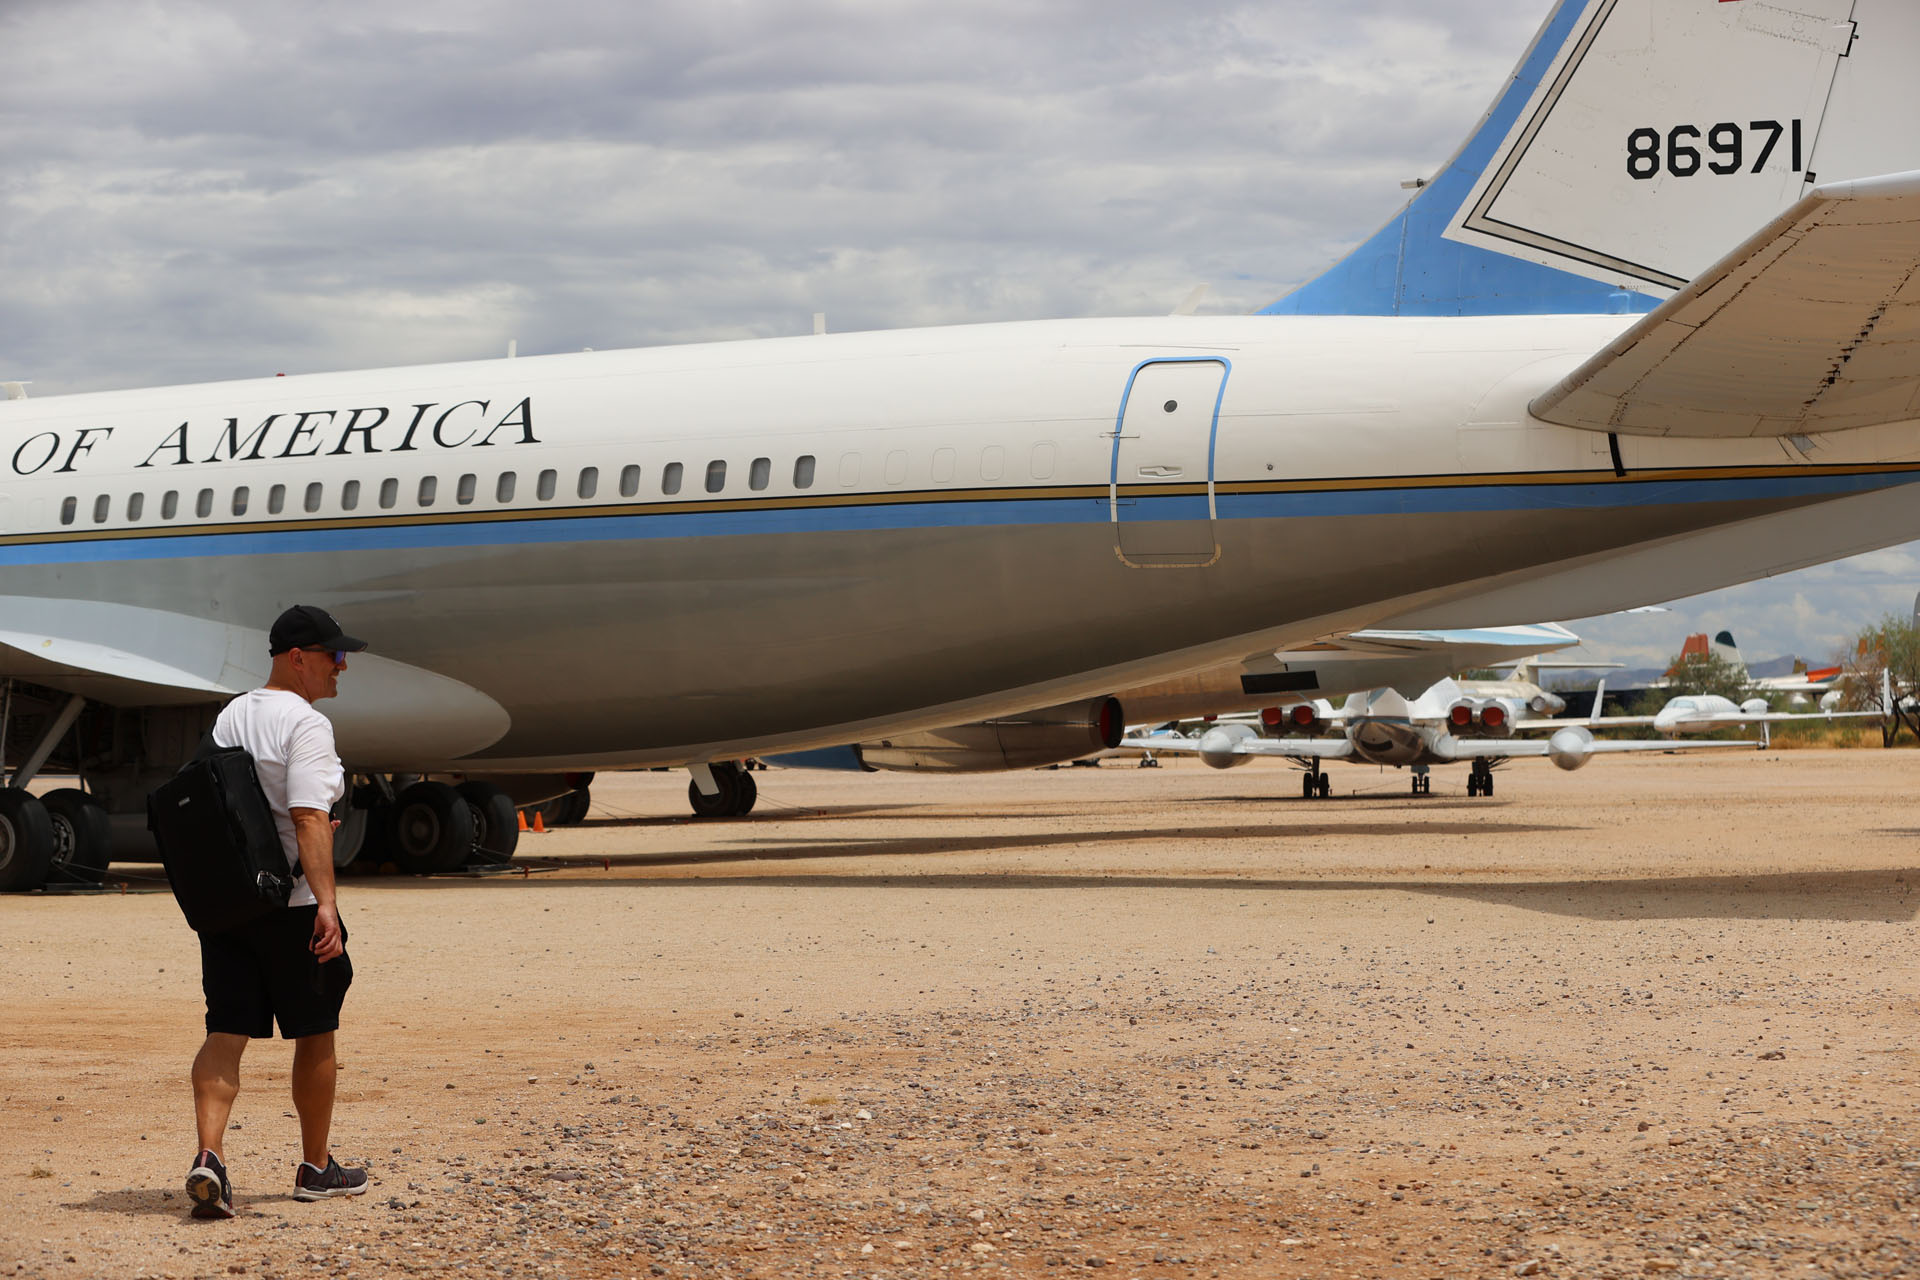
[340,823,1919,923]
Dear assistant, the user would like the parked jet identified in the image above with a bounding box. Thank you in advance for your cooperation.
[1125,677,1753,798]
[5,0,1920,887]
[1555,670,1891,738]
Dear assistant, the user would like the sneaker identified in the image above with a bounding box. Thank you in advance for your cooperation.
[292,1155,368,1201]
[186,1149,234,1219]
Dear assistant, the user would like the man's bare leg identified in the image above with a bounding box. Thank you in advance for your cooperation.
[192,1033,249,1157]
[291,1032,336,1167]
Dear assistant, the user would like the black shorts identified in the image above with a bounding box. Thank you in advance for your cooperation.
[200,904,353,1040]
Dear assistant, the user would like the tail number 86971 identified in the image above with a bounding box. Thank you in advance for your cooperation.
[1626,120,1802,180]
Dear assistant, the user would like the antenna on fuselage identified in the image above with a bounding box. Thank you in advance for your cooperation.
[813,312,827,335]
[507,339,518,359]
[1,382,29,400]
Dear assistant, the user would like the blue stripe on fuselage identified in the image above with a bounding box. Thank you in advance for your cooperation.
[0,468,1912,566]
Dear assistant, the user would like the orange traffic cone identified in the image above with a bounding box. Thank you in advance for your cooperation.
[531,810,547,833]
[517,810,529,832]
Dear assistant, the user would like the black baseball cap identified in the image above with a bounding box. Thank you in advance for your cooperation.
[269,605,369,656]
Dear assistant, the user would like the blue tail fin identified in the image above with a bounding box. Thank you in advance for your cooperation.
[1265,0,1883,317]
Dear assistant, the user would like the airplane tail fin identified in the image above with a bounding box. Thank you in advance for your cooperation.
[1588,676,1608,727]
[1265,0,1908,318]
[1712,630,1747,678]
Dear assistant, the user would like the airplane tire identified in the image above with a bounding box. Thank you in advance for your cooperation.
[1301,773,1315,799]
[688,764,756,818]
[42,788,111,885]
[1483,774,1494,797]
[545,788,591,827]
[457,781,519,864]
[387,781,476,875]
[0,790,55,892]
[1316,775,1331,799]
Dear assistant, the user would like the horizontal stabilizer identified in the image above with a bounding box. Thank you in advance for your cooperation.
[1531,171,1920,437]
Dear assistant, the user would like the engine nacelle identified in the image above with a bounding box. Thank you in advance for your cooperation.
[1740,697,1771,716]
[1447,698,1513,737]
[1546,725,1595,771]
[1261,703,1324,736]
[1195,722,1261,769]
[859,697,1123,772]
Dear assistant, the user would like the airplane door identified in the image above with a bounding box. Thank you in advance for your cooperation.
[1110,358,1228,567]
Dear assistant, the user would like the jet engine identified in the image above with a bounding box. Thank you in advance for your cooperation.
[1740,697,1771,716]
[1194,722,1261,769]
[1546,725,1596,771]
[1261,703,1324,736]
[858,697,1123,772]
[1446,699,1513,737]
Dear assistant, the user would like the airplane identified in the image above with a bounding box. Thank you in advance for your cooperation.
[766,621,1588,779]
[6,0,1920,889]
[1549,668,1891,739]
[1123,676,1755,798]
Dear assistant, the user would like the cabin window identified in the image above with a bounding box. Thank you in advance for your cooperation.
[161,491,180,520]
[341,480,361,511]
[577,467,598,499]
[793,455,816,488]
[495,472,516,503]
[980,446,1004,482]
[418,476,437,507]
[1031,442,1056,480]
[662,462,683,495]
[705,460,726,493]
[619,464,641,497]
[378,478,398,510]
[303,482,322,514]
[884,450,907,485]
[456,473,477,505]
[536,469,557,501]
[267,484,286,515]
[838,452,860,487]
[932,447,955,483]
[59,497,76,526]
[231,487,249,517]
[748,457,771,491]
[93,494,110,523]
[195,489,214,518]
[126,493,145,521]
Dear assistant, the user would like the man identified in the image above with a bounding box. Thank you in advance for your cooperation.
[185,605,370,1219]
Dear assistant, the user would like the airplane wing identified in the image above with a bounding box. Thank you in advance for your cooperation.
[1431,736,1756,760]
[1119,735,1356,761]
[1531,170,1920,438]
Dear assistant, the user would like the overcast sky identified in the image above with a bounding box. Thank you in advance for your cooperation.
[2,0,1911,668]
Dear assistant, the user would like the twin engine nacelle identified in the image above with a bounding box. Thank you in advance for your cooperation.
[1445,697,1516,738]
[1259,702,1325,737]
[858,696,1124,772]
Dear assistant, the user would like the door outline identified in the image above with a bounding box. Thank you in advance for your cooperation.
[1108,356,1231,567]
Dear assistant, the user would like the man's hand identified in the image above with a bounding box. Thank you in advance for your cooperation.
[310,903,344,961]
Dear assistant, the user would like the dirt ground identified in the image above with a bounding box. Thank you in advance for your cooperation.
[2,748,1917,1280]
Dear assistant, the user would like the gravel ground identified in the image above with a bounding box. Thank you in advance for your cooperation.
[2,748,1916,1278]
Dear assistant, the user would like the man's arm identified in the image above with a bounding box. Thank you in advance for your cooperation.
[291,806,343,961]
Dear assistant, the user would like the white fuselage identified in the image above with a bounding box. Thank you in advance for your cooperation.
[5,315,1920,771]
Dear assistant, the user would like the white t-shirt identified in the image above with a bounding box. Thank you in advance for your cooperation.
[212,688,345,910]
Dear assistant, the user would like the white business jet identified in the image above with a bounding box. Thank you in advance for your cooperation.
[5,0,1920,886]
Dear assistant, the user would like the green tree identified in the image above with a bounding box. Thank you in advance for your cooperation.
[1839,614,1920,745]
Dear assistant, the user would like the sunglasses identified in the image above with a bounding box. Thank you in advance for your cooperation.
[298,647,349,665]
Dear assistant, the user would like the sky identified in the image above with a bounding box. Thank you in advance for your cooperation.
[2,0,1913,670]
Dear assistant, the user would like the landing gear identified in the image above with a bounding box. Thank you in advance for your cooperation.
[1301,769,1331,799]
[1410,768,1432,796]
[386,780,476,875]
[688,762,758,818]
[456,781,519,865]
[41,788,111,885]
[0,790,54,892]
[1466,760,1496,798]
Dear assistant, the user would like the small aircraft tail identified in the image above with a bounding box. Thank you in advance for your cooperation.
[1711,631,1747,678]
[1266,0,1914,318]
